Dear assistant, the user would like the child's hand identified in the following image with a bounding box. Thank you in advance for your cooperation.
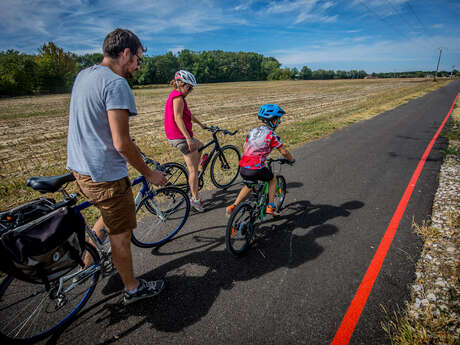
[288,158,296,166]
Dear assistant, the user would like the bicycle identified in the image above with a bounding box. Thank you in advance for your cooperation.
[0,165,190,343]
[158,126,241,192]
[225,158,291,256]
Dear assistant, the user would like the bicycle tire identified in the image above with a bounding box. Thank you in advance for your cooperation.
[274,175,287,211]
[132,186,190,248]
[225,203,256,256]
[210,145,241,189]
[0,242,100,344]
[159,162,189,193]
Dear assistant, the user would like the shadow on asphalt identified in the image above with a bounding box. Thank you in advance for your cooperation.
[69,201,363,344]
[45,179,363,344]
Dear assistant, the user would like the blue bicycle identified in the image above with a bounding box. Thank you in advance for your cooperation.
[0,160,189,344]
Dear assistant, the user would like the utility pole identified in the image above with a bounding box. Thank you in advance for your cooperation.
[434,48,442,81]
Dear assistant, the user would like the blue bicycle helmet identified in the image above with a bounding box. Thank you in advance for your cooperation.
[257,104,285,129]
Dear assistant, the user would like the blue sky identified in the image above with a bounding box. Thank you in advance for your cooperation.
[1,0,459,73]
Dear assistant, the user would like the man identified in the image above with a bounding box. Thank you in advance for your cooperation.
[67,28,167,305]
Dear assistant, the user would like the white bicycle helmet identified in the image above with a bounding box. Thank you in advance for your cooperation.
[174,70,198,87]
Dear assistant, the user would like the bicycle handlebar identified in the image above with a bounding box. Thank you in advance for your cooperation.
[267,158,294,166]
[204,125,238,136]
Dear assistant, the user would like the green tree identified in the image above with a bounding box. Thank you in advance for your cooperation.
[0,50,37,96]
[35,42,76,93]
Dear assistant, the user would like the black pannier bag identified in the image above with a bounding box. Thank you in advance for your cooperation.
[0,198,86,284]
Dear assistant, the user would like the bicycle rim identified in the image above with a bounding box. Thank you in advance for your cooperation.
[274,175,287,211]
[225,203,255,256]
[132,186,190,247]
[210,145,240,189]
[0,243,100,344]
[160,162,189,193]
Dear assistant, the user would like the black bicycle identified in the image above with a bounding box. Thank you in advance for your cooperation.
[158,126,241,192]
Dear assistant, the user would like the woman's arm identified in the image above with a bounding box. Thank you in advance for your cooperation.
[173,96,196,152]
[191,113,206,129]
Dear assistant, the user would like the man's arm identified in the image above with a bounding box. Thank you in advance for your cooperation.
[108,109,166,186]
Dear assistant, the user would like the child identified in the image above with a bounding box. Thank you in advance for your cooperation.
[226,104,295,217]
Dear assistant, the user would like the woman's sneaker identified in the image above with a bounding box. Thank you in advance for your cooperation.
[190,198,205,212]
[123,278,165,305]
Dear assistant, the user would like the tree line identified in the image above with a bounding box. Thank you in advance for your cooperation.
[1,42,458,97]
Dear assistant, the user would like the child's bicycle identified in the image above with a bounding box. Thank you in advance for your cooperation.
[225,158,291,256]
[0,160,189,344]
[159,126,240,192]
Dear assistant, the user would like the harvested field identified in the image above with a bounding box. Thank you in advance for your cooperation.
[0,78,450,209]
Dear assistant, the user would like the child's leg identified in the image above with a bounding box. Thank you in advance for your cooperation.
[226,185,252,216]
[268,176,277,204]
[234,185,252,205]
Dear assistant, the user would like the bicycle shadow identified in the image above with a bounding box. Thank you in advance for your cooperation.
[190,180,304,215]
[77,199,364,343]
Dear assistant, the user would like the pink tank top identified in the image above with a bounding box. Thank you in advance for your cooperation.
[164,89,193,140]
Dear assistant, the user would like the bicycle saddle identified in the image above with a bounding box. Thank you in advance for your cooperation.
[27,173,76,193]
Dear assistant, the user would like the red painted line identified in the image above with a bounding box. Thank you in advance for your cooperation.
[331,93,459,345]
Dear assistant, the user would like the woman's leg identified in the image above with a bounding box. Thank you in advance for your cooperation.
[183,139,203,201]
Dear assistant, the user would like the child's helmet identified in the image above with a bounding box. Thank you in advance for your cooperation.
[257,104,285,129]
[174,70,198,87]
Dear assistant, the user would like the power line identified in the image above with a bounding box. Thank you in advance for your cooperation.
[356,0,413,42]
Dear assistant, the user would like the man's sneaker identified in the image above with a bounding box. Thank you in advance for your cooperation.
[265,205,280,216]
[190,198,205,212]
[226,204,236,218]
[123,278,165,305]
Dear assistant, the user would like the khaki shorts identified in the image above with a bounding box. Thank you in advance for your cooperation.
[168,137,200,155]
[73,172,136,234]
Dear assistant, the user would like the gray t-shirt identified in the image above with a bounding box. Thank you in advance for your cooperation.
[66,65,137,182]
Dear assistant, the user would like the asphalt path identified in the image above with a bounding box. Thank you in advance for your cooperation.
[45,80,460,345]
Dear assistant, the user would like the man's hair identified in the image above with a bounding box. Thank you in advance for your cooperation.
[102,28,146,59]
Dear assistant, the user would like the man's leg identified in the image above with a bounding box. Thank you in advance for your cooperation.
[84,217,106,266]
[109,230,138,291]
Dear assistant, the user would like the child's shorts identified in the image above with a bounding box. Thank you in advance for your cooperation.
[240,167,273,182]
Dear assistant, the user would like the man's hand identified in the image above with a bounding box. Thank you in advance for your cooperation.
[146,170,167,186]
[186,138,196,152]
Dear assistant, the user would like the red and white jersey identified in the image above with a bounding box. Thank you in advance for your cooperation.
[239,126,282,170]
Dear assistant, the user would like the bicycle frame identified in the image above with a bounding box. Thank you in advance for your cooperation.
[197,132,223,179]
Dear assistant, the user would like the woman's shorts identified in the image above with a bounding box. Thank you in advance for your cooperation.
[240,167,274,182]
[168,137,200,155]
[73,172,136,235]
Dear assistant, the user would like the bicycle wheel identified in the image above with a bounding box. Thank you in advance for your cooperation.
[0,242,100,344]
[225,203,256,256]
[132,186,190,248]
[159,162,189,193]
[274,175,287,211]
[210,145,240,189]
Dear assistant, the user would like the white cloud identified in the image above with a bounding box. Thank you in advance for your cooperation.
[0,0,247,52]
[168,46,186,55]
[265,0,337,24]
[273,35,460,71]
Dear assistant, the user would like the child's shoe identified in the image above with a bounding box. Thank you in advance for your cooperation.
[265,204,280,216]
[226,204,236,218]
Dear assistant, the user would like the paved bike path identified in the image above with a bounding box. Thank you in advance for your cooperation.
[46,80,460,345]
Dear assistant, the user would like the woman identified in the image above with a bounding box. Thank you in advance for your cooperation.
[164,70,206,212]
